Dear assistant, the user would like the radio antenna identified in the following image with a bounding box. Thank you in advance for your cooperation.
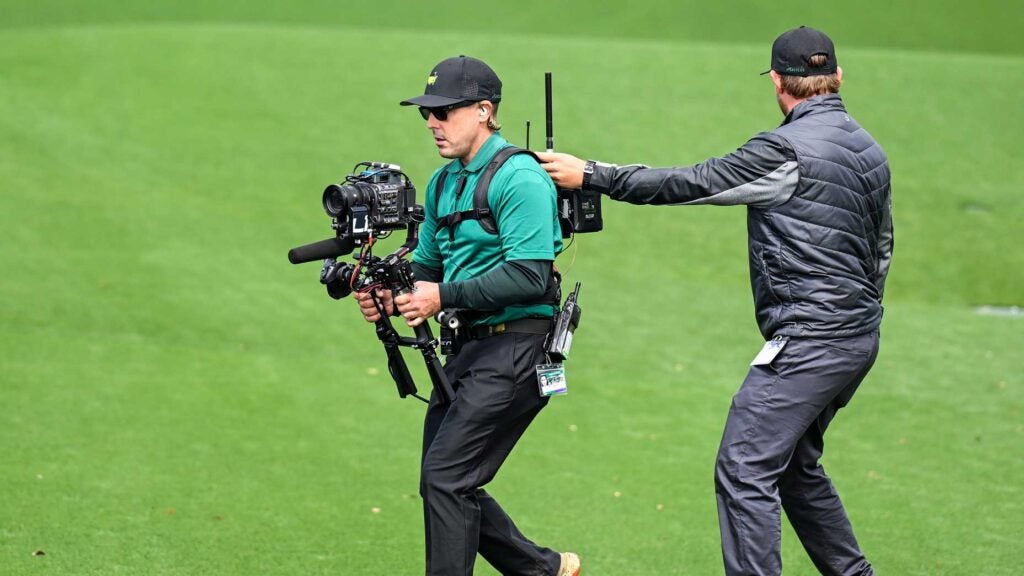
[545,72,554,152]
[526,120,531,150]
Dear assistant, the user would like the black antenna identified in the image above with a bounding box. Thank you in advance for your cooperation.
[545,72,554,152]
[526,120,531,150]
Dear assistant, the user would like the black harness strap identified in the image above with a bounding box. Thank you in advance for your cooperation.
[434,174,469,241]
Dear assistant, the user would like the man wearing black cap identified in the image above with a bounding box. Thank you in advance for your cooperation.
[539,27,891,576]
[354,56,579,576]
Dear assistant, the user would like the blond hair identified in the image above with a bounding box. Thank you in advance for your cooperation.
[780,54,841,99]
[486,102,502,131]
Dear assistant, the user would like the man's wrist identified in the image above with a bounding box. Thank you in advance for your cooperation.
[582,160,596,190]
[584,160,615,194]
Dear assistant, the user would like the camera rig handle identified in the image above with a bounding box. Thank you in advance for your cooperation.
[370,310,454,404]
[372,314,420,400]
[364,223,455,404]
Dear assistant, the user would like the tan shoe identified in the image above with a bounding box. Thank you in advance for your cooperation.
[558,552,581,576]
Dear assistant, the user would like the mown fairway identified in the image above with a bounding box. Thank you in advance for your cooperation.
[2,2,1021,574]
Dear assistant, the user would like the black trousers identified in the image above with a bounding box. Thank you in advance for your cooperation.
[715,331,880,576]
[420,332,561,576]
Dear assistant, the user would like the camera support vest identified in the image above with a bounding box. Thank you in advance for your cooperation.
[433,146,539,236]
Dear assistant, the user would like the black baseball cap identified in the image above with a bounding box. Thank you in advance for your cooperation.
[399,55,502,108]
[761,26,838,77]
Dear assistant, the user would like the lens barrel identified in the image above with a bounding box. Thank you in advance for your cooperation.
[323,183,367,218]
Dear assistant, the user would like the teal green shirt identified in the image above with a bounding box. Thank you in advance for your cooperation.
[413,133,563,325]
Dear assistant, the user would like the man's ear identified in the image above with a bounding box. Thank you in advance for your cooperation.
[769,70,784,94]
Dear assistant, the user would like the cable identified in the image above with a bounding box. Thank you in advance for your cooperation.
[350,235,376,291]
[555,232,578,275]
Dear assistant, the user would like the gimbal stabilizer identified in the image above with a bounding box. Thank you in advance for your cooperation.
[355,225,455,404]
[291,219,455,405]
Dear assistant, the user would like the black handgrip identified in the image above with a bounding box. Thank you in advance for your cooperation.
[384,342,418,399]
[414,323,455,403]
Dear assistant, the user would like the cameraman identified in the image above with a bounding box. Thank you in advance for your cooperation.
[354,56,580,576]
[538,27,892,576]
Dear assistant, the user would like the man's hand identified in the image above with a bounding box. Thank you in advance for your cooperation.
[394,281,441,327]
[354,289,393,323]
[536,151,586,189]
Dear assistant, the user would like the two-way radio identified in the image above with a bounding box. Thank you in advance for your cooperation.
[547,281,582,361]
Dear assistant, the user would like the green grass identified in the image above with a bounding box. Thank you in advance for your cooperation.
[2,2,1022,575]
[3,0,1022,56]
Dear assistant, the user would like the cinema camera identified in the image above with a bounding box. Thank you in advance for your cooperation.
[288,162,416,269]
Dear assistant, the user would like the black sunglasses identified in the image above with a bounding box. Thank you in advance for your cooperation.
[418,100,476,121]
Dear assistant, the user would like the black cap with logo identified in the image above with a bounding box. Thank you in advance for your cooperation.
[761,26,838,77]
[400,55,502,108]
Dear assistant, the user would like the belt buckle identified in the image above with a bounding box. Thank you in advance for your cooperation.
[492,323,507,335]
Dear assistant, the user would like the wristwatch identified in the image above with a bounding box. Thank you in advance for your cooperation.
[582,160,596,189]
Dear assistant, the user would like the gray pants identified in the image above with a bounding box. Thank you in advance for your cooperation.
[715,331,879,576]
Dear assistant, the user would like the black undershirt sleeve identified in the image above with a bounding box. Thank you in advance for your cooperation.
[438,259,551,311]
[411,261,443,283]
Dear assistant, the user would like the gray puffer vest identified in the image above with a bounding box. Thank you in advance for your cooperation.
[750,94,891,338]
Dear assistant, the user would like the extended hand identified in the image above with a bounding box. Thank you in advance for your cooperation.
[536,151,586,189]
[394,281,441,327]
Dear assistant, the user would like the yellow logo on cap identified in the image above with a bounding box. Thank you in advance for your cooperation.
[427,73,438,86]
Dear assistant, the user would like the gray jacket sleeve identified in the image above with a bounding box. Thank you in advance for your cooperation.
[585,132,800,208]
[872,193,894,303]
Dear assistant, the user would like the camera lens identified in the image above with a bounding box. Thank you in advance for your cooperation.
[322,184,348,217]
[323,183,366,218]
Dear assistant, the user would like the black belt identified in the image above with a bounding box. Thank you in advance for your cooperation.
[457,318,552,340]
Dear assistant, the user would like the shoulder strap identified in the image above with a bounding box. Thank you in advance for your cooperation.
[431,161,458,217]
[432,171,447,215]
[472,146,539,234]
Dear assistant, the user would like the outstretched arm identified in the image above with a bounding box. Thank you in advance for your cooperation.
[539,133,800,208]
